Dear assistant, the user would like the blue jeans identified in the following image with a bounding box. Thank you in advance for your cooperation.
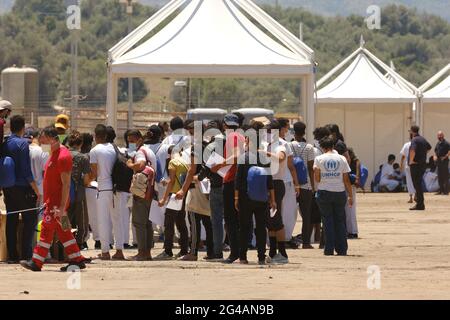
[316,190,348,255]
[209,187,224,257]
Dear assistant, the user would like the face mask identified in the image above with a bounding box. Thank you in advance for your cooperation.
[128,143,137,153]
[41,144,51,154]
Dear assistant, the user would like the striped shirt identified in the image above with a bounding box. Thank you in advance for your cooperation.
[290,140,315,190]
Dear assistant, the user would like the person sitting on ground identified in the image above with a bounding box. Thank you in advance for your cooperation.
[379,154,401,192]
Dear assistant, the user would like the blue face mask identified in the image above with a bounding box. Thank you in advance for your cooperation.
[128,143,137,153]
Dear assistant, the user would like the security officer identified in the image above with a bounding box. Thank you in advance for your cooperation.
[434,131,450,195]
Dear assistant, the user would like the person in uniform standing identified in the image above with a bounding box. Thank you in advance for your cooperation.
[434,131,450,195]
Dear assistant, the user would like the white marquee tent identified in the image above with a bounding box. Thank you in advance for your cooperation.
[420,64,450,140]
[316,40,419,183]
[107,0,316,140]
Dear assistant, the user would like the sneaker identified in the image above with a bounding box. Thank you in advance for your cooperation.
[175,252,187,259]
[60,261,86,272]
[410,205,425,211]
[154,251,174,260]
[123,244,132,249]
[20,260,41,272]
[179,253,198,261]
[271,253,289,264]
[94,241,101,249]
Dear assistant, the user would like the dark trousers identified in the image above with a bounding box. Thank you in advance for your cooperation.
[437,159,449,194]
[68,188,89,246]
[3,186,38,261]
[316,190,348,255]
[188,212,214,257]
[223,182,240,259]
[238,194,268,261]
[410,163,426,208]
[164,208,189,255]
[298,189,313,245]
[268,180,285,232]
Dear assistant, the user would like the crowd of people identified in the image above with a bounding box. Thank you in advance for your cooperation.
[372,128,449,208]
[1,99,371,271]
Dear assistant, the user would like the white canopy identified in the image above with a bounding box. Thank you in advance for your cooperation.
[421,64,450,103]
[317,50,417,103]
[107,0,316,140]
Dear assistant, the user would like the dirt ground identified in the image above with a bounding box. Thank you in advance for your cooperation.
[0,192,449,300]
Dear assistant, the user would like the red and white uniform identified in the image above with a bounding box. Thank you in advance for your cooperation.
[32,146,84,268]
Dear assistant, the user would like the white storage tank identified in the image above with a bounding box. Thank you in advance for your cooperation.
[1,65,39,113]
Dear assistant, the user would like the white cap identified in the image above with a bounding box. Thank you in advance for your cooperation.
[0,100,12,111]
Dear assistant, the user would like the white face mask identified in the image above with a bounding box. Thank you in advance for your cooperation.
[41,144,51,154]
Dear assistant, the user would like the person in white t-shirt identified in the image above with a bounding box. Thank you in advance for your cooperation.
[314,136,353,256]
[290,121,316,249]
[25,128,49,195]
[126,130,156,261]
[262,120,289,264]
[89,124,125,260]
[400,140,415,203]
[277,118,301,247]
[379,154,400,192]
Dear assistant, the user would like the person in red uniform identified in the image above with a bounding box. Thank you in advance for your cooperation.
[21,126,88,272]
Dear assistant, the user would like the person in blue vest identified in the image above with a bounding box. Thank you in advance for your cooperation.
[2,115,42,263]
[234,122,276,265]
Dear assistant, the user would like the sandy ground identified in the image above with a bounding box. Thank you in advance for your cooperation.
[0,192,449,300]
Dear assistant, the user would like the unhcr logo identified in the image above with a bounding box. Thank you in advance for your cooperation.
[324,159,340,172]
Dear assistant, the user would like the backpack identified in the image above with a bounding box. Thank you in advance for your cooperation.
[111,144,134,193]
[349,164,369,188]
[247,166,269,202]
[130,147,155,201]
[0,156,16,188]
[360,165,369,187]
[290,141,309,185]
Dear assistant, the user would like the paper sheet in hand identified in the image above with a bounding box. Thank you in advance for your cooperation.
[205,152,231,177]
[89,181,98,189]
[205,152,224,168]
[166,194,183,211]
[149,200,165,226]
[199,179,211,194]
[270,208,277,218]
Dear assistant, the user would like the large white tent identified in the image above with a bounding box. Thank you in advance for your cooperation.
[420,64,450,140]
[316,40,419,183]
[107,0,316,140]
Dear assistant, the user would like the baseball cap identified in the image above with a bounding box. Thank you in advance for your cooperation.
[55,114,70,130]
[224,114,239,127]
[0,100,12,111]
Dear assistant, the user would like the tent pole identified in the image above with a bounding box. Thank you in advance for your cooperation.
[306,74,315,143]
[106,68,117,128]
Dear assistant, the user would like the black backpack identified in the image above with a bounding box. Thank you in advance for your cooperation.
[111,144,134,193]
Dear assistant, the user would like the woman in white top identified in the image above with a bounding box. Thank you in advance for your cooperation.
[313,136,353,256]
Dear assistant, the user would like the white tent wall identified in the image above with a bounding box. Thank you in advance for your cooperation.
[315,103,412,185]
[106,0,316,141]
[423,103,450,141]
